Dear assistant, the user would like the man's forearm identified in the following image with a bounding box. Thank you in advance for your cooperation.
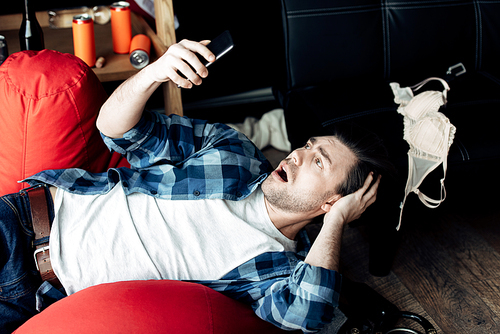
[304,216,344,272]
[97,66,162,139]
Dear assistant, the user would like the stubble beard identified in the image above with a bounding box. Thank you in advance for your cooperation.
[261,176,329,214]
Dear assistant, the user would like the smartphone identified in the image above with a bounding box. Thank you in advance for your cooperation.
[197,30,234,67]
[177,30,234,80]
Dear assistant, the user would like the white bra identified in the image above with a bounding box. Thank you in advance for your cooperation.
[390,77,457,230]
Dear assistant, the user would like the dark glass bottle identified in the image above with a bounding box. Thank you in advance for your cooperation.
[19,0,45,51]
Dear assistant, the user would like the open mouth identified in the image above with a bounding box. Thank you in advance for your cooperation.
[278,168,288,182]
[274,163,289,182]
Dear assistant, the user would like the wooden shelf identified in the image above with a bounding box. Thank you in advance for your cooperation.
[1,0,182,115]
[1,11,165,82]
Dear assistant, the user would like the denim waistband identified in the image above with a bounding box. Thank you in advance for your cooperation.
[2,184,56,238]
[0,184,59,330]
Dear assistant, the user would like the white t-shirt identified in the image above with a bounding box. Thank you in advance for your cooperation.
[50,183,296,295]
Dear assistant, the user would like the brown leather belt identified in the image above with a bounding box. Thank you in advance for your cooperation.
[27,186,63,290]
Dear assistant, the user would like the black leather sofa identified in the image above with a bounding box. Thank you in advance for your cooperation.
[274,0,500,275]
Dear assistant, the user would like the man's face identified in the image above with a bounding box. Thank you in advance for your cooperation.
[261,136,356,213]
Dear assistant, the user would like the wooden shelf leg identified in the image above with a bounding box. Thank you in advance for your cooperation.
[154,0,183,116]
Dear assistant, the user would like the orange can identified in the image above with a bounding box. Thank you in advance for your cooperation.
[110,2,132,54]
[72,14,96,67]
[129,34,151,69]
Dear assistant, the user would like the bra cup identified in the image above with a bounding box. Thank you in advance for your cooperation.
[407,117,449,157]
[400,91,446,120]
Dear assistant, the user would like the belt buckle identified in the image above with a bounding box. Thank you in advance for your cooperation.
[34,246,50,271]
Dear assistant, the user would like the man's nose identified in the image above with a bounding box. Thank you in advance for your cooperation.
[289,149,304,166]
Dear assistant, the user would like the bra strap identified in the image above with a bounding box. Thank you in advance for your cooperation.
[410,77,450,101]
[397,155,449,231]
[415,180,447,208]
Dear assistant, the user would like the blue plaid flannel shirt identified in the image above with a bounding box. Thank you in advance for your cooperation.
[26,110,342,332]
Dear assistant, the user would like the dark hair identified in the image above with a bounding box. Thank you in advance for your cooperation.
[324,123,396,197]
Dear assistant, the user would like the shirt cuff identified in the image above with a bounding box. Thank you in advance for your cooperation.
[100,111,154,156]
[291,260,342,306]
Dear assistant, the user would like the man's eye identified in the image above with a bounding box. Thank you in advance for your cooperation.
[315,158,322,168]
[305,143,311,149]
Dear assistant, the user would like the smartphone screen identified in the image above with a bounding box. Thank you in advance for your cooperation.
[197,30,234,67]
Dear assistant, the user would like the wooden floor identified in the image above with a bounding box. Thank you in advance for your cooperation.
[342,202,500,334]
[262,147,500,334]
[339,195,500,334]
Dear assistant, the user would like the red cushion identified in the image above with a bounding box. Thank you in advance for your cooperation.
[13,280,285,334]
[0,50,128,196]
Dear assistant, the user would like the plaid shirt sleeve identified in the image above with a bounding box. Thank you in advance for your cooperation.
[101,110,232,169]
[231,258,341,333]
[197,230,342,333]
[255,262,341,333]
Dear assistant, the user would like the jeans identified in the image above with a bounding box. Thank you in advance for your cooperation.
[0,185,55,334]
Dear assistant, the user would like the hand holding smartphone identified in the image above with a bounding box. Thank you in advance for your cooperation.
[177,30,234,83]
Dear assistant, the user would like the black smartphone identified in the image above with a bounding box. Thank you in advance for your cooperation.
[177,30,234,81]
[197,30,234,67]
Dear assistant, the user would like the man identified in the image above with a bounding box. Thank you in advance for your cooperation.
[0,40,390,333]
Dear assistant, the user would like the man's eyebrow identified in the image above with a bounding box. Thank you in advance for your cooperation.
[309,137,332,166]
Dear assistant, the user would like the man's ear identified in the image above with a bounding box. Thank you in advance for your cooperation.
[320,194,341,213]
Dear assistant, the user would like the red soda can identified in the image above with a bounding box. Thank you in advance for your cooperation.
[72,14,96,67]
[110,2,132,54]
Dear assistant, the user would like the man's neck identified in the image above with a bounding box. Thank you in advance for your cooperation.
[263,197,314,240]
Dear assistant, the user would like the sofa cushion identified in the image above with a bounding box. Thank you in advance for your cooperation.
[0,50,128,196]
[13,280,287,334]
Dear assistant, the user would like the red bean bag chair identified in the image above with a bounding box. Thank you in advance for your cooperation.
[13,280,287,334]
[0,49,128,196]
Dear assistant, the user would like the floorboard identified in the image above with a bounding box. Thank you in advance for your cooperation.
[339,224,443,333]
[393,217,499,333]
[340,201,500,334]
